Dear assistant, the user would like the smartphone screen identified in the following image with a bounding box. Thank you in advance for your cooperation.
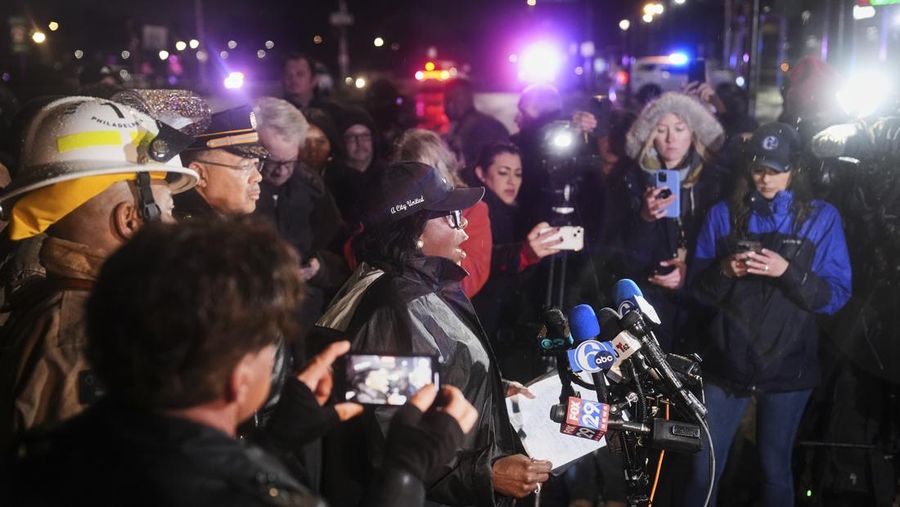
[736,240,763,254]
[337,354,439,406]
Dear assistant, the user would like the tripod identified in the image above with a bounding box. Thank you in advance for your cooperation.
[544,182,577,310]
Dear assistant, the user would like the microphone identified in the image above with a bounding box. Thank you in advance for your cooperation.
[612,280,708,420]
[569,304,600,343]
[593,307,644,382]
[613,278,661,325]
[567,304,615,373]
[537,307,575,355]
[666,353,703,386]
[566,304,613,403]
[596,307,624,341]
[549,396,651,441]
[549,397,702,452]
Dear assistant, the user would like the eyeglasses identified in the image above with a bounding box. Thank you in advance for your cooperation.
[344,133,372,145]
[445,210,464,230]
[195,158,261,174]
[262,158,298,171]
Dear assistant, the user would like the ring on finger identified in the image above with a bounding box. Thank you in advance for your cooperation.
[764,264,769,272]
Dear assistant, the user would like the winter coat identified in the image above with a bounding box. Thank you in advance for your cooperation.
[5,400,328,507]
[309,255,521,507]
[256,163,345,261]
[616,154,728,352]
[0,237,103,450]
[254,164,351,339]
[472,190,540,362]
[460,201,492,298]
[691,190,852,392]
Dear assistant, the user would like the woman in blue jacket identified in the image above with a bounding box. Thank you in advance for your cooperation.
[684,123,851,506]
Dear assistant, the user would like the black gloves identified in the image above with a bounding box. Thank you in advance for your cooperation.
[382,402,465,482]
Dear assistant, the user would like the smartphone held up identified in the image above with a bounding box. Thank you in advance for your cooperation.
[334,353,439,406]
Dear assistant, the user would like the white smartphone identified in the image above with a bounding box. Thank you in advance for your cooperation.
[544,226,584,251]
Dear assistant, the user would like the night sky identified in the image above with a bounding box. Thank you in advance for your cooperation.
[1,0,724,88]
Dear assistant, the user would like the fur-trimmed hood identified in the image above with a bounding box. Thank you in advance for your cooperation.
[625,92,725,159]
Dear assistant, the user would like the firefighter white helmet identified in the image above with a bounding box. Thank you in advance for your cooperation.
[0,96,199,207]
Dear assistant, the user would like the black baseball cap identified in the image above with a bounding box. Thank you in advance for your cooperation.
[748,122,800,172]
[364,162,484,225]
[186,104,268,159]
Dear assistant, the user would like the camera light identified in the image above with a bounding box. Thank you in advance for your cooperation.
[552,130,574,150]
[836,70,892,118]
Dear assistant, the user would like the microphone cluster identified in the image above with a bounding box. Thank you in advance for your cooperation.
[540,278,706,452]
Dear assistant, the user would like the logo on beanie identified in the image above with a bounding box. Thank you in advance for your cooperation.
[762,136,779,151]
[390,195,425,215]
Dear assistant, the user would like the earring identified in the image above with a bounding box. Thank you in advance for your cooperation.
[416,239,424,249]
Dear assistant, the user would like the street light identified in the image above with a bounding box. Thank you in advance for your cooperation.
[526,0,536,6]
[32,31,47,44]
[373,37,384,47]
[189,39,200,49]
[642,13,654,23]
[158,50,170,60]
[48,21,59,31]
[619,19,631,31]
[175,41,187,51]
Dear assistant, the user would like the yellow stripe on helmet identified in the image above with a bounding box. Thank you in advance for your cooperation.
[56,130,148,153]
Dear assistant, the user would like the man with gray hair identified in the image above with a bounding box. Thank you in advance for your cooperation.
[255,96,309,187]
[253,97,347,337]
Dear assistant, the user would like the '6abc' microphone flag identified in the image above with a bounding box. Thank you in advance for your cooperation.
[567,304,616,373]
[566,339,617,373]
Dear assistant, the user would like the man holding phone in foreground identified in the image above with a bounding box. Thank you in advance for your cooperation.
[4,219,476,507]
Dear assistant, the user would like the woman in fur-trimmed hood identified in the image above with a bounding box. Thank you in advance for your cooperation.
[626,91,725,177]
[611,92,728,353]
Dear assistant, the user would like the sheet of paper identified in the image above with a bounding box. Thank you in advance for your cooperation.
[505,372,605,473]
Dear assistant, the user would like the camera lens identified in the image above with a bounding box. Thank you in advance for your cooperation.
[658,172,667,182]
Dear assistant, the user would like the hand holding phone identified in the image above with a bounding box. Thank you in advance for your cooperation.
[542,225,584,251]
[735,240,763,254]
[296,341,364,422]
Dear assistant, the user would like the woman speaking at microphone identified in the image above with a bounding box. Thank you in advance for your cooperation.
[684,123,851,506]
[310,161,550,507]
